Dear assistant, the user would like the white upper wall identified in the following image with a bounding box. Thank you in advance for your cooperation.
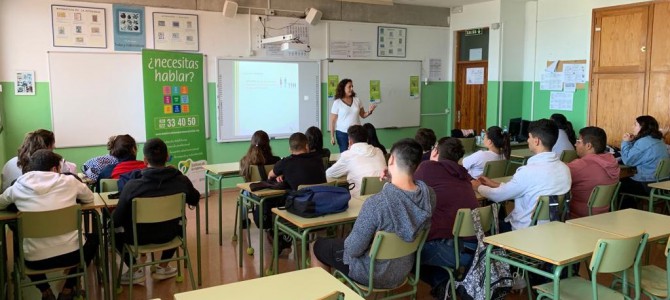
[0,0,449,83]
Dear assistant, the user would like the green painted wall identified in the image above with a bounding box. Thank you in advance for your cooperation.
[487,81,500,127]
[500,81,527,127]
[531,82,589,130]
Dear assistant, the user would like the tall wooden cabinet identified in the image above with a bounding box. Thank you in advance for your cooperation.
[590,1,670,145]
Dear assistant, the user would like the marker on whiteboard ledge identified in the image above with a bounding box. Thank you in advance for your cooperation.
[386,126,399,129]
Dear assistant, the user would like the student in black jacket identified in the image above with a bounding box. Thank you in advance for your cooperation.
[112,138,200,285]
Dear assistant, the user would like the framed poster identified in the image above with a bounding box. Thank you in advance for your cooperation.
[51,5,107,48]
[15,71,35,95]
[153,13,199,52]
[377,26,407,58]
[113,4,146,51]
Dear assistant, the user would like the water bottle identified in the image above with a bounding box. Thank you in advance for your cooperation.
[503,125,508,133]
[480,129,486,140]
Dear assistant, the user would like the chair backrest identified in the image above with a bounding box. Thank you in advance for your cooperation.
[482,160,508,179]
[248,164,274,182]
[531,194,569,225]
[560,150,579,163]
[18,205,81,239]
[322,156,330,169]
[99,178,119,192]
[587,182,620,215]
[132,193,185,224]
[505,162,521,176]
[590,233,647,274]
[370,229,428,260]
[360,176,384,196]
[297,181,336,190]
[316,291,344,300]
[654,158,670,182]
[453,205,493,237]
[458,138,476,154]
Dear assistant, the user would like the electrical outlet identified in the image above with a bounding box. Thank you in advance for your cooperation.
[267,9,275,16]
[257,15,266,22]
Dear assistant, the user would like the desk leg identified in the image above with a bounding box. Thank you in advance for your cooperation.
[273,216,279,275]
[238,192,243,267]
[218,178,223,246]
[553,266,563,299]
[258,199,265,277]
[485,245,492,300]
[301,229,311,269]
[196,202,202,286]
[204,172,209,234]
[0,222,7,300]
[650,188,657,213]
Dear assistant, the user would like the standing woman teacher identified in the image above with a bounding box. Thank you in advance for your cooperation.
[329,79,376,153]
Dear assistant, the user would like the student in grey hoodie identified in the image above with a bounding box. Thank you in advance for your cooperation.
[311,138,435,289]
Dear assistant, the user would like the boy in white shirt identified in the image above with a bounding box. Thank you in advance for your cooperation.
[472,119,571,231]
[326,125,387,196]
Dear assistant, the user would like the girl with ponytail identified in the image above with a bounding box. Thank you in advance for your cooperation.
[462,126,510,178]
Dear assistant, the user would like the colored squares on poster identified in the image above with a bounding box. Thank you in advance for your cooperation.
[172,86,180,95]
[181,104,190,113]
[172,95,180,103]
[164,105,172,114]
[163,96,171,104]
[173,105,181,113]
[163,86,171,95]
[181,95,189,103]
[180,86,188,94]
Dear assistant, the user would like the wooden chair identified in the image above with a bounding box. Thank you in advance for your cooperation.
[443,206,493,298]
[482,160,508,179]
[559,150,578,163]
[334,229,429,300]
[612,238,670,299]
[534,233,648,300]
[530,193,570,226]
[587,182,621,216]
[360,176,385,196]
[99,178,119,193]
[14,205,90,300]
[619,158,670,212]
[115,193,195,299]
[458,138,477,154]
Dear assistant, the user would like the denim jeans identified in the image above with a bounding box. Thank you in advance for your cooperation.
[335,130,349,153]
[420,238,477,287]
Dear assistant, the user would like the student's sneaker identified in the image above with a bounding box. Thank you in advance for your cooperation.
[152,265,178,280]
[511,272,527,292]
[120,268,146,285]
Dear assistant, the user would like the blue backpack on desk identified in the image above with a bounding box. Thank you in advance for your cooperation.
[284,186,350,218]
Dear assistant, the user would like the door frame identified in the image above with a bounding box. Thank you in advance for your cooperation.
[453,28,489,132]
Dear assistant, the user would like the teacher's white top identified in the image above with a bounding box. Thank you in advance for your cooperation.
[331,97,362,132]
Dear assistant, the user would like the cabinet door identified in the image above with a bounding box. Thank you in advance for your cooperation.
[648,73,670,142]
[651,2,670,72]
[590,73,646,145]
[592,4,650,73]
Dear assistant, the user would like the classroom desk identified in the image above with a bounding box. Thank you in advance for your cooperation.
[483,222,620,300]
[476,141,528,150]
[203,162,241,246]
[173,267,364,300]
[270,195,368,274]
[648,180,670,212]
[567,209,670,242]
[236,182,287,277]
[474,176,513,203]
[329,153,340,164]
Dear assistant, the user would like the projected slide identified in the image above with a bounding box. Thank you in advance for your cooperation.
[235,61,299,136]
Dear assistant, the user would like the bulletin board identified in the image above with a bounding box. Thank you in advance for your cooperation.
[546,59,588,89]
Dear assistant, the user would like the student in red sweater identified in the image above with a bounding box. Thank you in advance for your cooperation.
[98,134,146,181]
[414,137,479,294]
[567,127,620,218]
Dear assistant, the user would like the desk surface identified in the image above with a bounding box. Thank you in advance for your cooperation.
[510,149,534,159]
[173,267,364,300]
[648,180,670,191]
[484,222,620,265]
[475,176,512,201]
[272,196,368,228]
[97,192,119,207]
[567,209,670,242]
[329,153,340,162]
[203,162,240,176]
[236,182,288,198]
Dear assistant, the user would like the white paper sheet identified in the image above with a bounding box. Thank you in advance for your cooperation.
[550,91,574,111]
[466,67,485,85]
[563,63,587,84]
[540,71,564,91]
[429,58,443,81]
[469,48,482,61]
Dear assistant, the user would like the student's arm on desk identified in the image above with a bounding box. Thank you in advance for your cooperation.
[477,176,524,203]
[325,153,348,178]
[620,140,645,166]
[74,177,94,204]
[344,201,377,258]
[0,189,15,210]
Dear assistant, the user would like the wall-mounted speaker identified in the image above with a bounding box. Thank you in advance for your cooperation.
[305,8,322,25]
[223,1,238,18]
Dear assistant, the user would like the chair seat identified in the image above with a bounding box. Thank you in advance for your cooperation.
[127,237,183,254]
[353,277,408,293]
[23,264,78,276]
[620,265,668,298]
[534,277,626,300]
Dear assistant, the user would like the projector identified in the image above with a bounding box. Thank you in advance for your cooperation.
[281,42,310,52]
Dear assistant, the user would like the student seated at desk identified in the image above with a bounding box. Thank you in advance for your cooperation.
[239,130,280,182]
[311,138,435,289]
[1,129,75,192]
[112,138,200,284]
[619,115,670,209]
[306,126,331,160]
[0,150,97,300]
[415,128,437,162]
[550,113,576,156]
[98,134,146,182]
[81,135,122,182]
[462,126,510,179]
[364,123,387,156]
[325,125,386,196]
[567,127,620,218]
[472,119,571,231]
[414,137,478,295]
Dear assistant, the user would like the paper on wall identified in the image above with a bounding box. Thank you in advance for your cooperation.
[550,91,574,111]
[469,48,482,61]
[429,58,442,81]
[564,82,576,92]
[563,64,587,84]
[466,67,485,85]
[546,61,558,72]
[330,41,351,58]
[351,42,372,58]
[540,71,564,91]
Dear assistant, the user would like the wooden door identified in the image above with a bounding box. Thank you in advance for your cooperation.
[455,61,488,132]
[590,73,646,145]
[648,1,670,142]
[592,4,651,73]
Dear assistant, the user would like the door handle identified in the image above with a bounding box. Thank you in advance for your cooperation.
[457,111,461,122]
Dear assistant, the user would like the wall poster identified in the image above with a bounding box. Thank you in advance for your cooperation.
[51,5,107,48]
[153,13,199,52]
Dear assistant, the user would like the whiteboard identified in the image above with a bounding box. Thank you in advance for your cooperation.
[48,52,146,148]
[327,59,421,129]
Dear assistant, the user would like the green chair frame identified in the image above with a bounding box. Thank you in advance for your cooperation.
[360,176,385,196]
[14,205,90,300]
[613,237,670,299]
[233,164,275,242]
[534,233,648,300]
[458,138,477,154]
[482,160,508,179]
[99,178,119,193]
[559,150,579,164]
[619,158,670,212]
[530,193,570,226]
[115,193,195,299]
[334,229,429,300]
[587,182,621,216]
[443,206,494,299]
